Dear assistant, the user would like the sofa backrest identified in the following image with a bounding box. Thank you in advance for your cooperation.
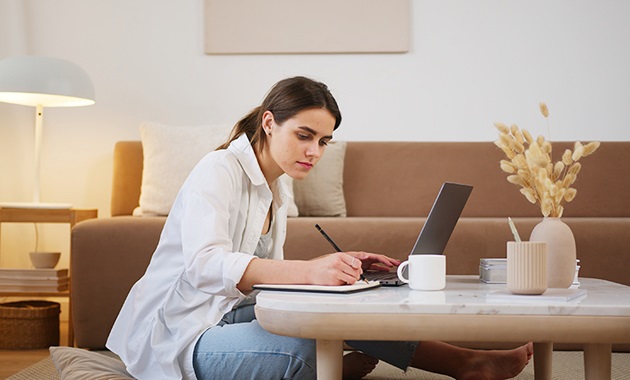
[112,141,630,218]
[343,141,630,218]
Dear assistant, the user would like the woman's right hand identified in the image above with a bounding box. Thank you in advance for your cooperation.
[307,253,365,285]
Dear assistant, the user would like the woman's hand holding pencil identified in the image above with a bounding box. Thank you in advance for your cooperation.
[314,224,401,284]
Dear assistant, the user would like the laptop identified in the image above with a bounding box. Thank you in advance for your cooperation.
[364,182,473,286]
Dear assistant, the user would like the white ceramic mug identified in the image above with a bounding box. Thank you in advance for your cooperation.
[397,254,446,290]
[507,241,547,295]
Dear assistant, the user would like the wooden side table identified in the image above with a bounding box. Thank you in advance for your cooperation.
[0,207,98,346]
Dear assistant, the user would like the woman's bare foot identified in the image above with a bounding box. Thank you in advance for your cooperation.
[455,342,533,380]
[342,351,379,380]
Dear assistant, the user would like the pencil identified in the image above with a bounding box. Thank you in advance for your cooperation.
[507,217,521,242]
[314,224,369,284]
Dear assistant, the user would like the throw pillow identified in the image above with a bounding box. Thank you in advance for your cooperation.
[136,121,232,216]
[292,141,347,217]
[50,346,134,380]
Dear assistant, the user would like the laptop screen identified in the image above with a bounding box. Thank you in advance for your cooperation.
[410,182,473,255]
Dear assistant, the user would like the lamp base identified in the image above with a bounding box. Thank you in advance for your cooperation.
[0,202,72,210]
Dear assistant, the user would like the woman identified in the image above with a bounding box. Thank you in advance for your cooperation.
[107,76,532,380]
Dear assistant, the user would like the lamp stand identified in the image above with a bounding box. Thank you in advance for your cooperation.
[34,104,43,204]
[0,105,71,210]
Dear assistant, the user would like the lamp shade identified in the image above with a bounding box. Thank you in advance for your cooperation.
[0,56,95,107]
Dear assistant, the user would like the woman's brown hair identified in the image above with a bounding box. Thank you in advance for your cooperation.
[217,76,341,151]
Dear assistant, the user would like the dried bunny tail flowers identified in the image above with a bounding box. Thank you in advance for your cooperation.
[562,149,573,165]
[552,161,565,179]
[582,141,601,156]
[493,122,510,134]
[524,141,549,168]
[564,188,577,202]
[522,129,534,144]
[494,103,601,218]
[519,188,537,204]
[572,141,584,161]
[500,160,516,173]
[539,102,549,118]
[571,141,601,162]
[567,162,581,176]
[540,101,551,141]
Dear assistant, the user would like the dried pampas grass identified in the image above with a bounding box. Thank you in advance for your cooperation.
[494,103,600,217]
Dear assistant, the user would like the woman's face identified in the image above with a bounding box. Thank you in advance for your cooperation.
[260,108,336,182]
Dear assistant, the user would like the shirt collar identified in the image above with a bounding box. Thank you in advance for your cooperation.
[227,134,266,186]
[227,134,292,206]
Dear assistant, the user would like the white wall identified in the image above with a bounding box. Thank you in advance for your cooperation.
[1,0,629,270]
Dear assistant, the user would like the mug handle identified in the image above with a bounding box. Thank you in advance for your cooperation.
[397,260,410,283]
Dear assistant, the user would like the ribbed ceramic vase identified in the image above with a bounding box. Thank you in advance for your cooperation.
[529,217,576,288]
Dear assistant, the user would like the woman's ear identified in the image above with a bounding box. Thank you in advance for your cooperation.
[261,111,274,136]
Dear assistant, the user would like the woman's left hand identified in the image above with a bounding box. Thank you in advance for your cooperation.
[344,251,401,272]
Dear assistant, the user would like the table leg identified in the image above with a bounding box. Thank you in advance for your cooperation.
[316,339,343,380]
[584,343,612,380]
[533,342,553,380]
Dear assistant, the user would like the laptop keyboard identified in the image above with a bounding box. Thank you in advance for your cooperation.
[364,271,404,286]
[364,271,397,281]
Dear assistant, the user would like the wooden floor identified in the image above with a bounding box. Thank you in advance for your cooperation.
[0,320,68,378]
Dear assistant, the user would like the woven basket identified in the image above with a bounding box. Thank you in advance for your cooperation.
[0,300,60,349]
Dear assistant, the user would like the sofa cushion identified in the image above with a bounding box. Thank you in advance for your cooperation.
[136,121,231,216]
[293,141,347,217]
[50,346,134,380]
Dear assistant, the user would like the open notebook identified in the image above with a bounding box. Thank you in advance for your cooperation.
[253,280,381,294]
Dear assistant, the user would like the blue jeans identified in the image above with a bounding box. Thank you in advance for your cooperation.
[193,305,419,380]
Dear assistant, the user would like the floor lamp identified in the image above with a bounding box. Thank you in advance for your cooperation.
[0,56,95,209]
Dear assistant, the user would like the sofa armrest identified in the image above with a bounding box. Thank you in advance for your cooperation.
[111,141,143,216]
[71,216,165,349]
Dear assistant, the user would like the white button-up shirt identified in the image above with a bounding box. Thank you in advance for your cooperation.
[107,134,291,379]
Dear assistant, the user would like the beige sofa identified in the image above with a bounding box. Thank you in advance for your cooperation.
[71,140,630,350]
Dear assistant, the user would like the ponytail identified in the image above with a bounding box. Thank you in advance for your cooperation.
[215,106,264,151]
